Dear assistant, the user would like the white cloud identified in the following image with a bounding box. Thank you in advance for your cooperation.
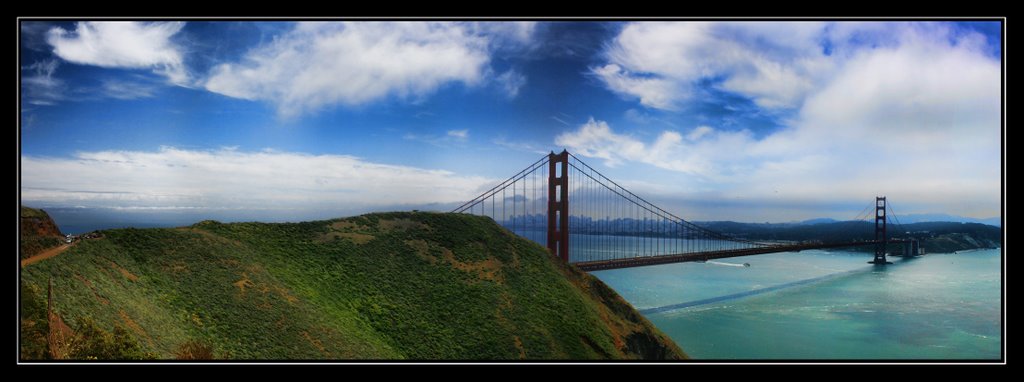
[623,108,652,124]
[550,115,571,126]
[205,22,534,117]
[492,137,549,155]
[46,22,188,85]
[21,22,58,52]
[495,69,526,99]
[563,23,1000,215]
[100,79,159,100]
[469,21,537,47]
[555,118,756,177]
[404,129,471,147]
[574,23,1000,218]
[560,115,996,219]
[21,147,494,210]
[595,22,834,110]
[686,125,713,141]
[592,64,681,110]
[447,129,469,140]
[21,60,64,106]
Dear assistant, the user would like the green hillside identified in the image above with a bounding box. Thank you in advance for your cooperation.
[20,211,684,360]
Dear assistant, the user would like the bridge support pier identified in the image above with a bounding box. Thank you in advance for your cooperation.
[870,196,892,265]
[547,150,569,262]
[904,239,919,257]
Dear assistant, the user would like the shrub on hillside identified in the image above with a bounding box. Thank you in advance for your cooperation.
[68,317,155,360]
[19,282,49,359]
[175,339,215,360]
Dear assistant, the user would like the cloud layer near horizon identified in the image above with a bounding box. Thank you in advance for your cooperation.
[21,147,495,211]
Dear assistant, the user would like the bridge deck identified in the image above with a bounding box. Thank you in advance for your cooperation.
[574,240,910,272]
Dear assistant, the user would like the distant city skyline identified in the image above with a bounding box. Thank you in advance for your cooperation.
[20,20,1002,223]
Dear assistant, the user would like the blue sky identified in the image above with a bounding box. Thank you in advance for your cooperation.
[20,20,1002,223]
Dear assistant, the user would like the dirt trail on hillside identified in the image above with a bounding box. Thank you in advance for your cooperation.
[21,244,71,268]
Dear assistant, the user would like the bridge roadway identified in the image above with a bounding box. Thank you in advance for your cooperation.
[574,239,912,272]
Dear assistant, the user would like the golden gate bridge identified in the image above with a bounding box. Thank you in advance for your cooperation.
[453,150,920,271]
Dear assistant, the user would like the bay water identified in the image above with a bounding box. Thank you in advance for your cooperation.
[591,247,1002,360]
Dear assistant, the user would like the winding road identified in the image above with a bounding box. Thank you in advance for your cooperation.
[21,243,71,268]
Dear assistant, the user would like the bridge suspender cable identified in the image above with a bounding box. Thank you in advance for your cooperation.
[886,202,907,236]
[566,154,773,247]
[451,155,548,213]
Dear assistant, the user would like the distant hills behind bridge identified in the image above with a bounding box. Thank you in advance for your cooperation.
[699,220,1001,254]
[792,214,1000,227]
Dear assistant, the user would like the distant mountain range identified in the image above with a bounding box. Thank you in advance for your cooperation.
[698,220,1001,253]
[796,218,839,225]
[886,214,1001,227]
[789,214,999,227]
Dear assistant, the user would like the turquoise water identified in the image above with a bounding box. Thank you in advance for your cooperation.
[591,248,1002,360]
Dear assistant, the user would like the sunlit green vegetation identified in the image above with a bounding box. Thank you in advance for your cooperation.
[21,211,683,360]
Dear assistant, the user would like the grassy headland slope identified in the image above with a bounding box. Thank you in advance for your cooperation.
[20,212,684,360]
[20,206,64,259]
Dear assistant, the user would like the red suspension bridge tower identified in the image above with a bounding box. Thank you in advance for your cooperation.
[870,196,892,265]
[547,150,570,262]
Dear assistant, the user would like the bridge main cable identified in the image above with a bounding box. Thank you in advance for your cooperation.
[451,154,549,213]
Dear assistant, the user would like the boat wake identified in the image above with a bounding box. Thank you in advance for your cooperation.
[638,268,864,315]
[706,260,749,267]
